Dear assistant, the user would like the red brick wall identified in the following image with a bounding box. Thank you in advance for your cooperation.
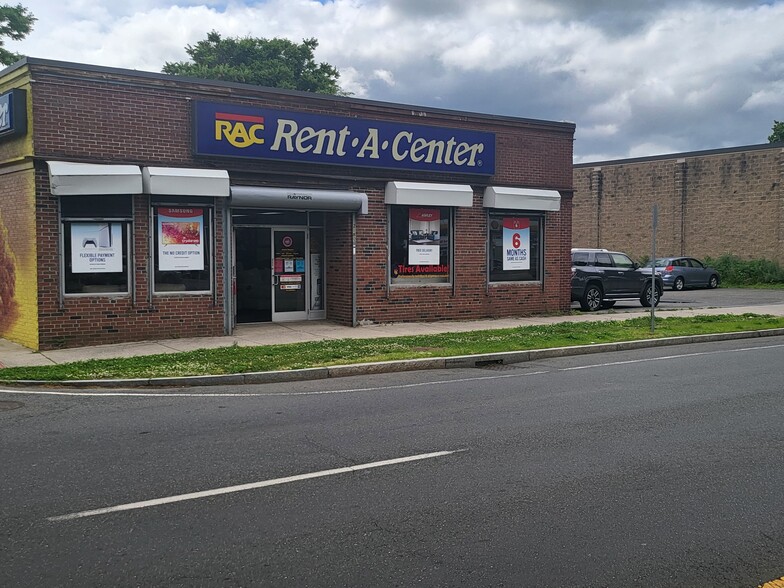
[352,190,572,325]
[324,212,354,325]
[29,64,574,187]
[26,61,574,338]
[573,146,784,264]
[35,167,225,350]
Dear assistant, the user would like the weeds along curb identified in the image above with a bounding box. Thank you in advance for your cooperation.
[4,327,784,390]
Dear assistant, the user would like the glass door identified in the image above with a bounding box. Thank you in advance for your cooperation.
[272,228,308,321]
[234,227,272,324]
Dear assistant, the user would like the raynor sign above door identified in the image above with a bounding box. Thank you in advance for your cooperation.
[193,101,495,175]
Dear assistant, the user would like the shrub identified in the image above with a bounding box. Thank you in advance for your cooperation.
[704,255,784,286]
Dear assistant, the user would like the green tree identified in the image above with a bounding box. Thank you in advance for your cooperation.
[163,31,346,95]
[0,3,36,65]
[769,120,784,143]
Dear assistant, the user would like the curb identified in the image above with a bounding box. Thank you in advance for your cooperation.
[3,327,784,390]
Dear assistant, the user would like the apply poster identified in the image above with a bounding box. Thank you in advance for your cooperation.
[503,217,530,270]
[70,222,123,273]
[408,208,440,265]
[158,208,204,271]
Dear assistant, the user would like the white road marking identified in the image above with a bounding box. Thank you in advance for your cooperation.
[48,449,467,522]
[1,343,782,399]
[0,371,550,397]
[559,343,784,371]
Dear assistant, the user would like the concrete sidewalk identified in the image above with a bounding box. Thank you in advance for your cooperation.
[3,303,784,369]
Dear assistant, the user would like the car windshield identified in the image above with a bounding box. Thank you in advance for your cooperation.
[645,258,670,267]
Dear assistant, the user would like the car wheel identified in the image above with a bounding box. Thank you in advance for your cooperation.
[708,274,719,289]
[673,277,685,291]
[641,283,661,307]
[580,285,603,311]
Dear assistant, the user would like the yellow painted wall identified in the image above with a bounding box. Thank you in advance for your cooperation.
[0,66,38,350]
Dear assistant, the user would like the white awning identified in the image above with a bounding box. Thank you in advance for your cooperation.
[47,161,142,196]
[384,181,474,207]
[483,186,561,211]
[142,167,230,197]
[230,186,368,214]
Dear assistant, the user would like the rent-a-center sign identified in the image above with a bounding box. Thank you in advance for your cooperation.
[193,101,495,175]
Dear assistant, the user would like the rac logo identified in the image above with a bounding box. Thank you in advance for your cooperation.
[214,112,265,148]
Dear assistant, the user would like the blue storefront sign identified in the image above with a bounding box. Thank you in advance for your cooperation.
[0,89,27,140]
[193,101,495,175]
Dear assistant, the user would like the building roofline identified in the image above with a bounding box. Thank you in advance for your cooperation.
[3,56,576,133]
[575,141,784,168]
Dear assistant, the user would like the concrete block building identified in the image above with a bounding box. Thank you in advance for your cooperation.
[573,143,784,264]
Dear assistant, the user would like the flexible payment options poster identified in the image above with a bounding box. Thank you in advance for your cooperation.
[70,222,123,273]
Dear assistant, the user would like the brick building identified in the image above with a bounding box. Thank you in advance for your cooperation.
[573,143,784,264]
[0,58,575,350]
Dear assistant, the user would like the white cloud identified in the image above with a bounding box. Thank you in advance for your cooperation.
[627,141,680,159]
[372,69,395,86]
[579,123,619,139]
[6,0,784,161]
[335,66,369,97]
[741,80,784,110]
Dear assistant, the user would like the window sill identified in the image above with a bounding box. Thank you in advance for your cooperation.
[488,280,543,286]
[66,286,129,295]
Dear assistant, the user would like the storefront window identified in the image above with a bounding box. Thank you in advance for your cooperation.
[153,206,212,292]
[389,206,451,285]
[61,195,132,295]
[488,213,542,282]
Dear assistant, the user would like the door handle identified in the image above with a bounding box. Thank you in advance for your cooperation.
[272,275,280,286]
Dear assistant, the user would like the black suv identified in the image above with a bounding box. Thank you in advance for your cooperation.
[571,248,663,311]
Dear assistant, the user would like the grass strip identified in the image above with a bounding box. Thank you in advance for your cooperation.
[2,313,783,382]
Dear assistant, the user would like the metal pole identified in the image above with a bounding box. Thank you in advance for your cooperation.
[351,212,357,327]
[651,204,658,333]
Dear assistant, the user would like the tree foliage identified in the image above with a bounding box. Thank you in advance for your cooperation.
[162,31,346,95]
[0,3,36,66]
[769,120,784,143]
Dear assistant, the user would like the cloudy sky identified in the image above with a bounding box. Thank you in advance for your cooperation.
[6,0,784,162]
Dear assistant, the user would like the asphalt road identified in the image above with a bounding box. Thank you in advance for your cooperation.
[2,336,784,587]
[573,286,784,313]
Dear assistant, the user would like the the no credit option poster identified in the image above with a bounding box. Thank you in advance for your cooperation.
[70,222,123,273]
[158,208,204,271]
[502,217,530,270]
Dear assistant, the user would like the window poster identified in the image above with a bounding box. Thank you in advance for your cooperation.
[310,253,322,310]
[502,217,530,270]
[408,208,440,265]
[70,222,123,273]
[158,208,204,271]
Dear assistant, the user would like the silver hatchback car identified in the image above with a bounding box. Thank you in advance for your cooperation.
[647,257,720,290]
